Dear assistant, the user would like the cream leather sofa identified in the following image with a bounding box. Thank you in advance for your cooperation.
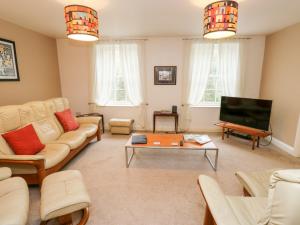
[0,167,29,225]
[198,170,300,225]
[0,98,101,185]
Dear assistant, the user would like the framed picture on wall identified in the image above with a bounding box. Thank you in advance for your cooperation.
[154,66,177,85]
[0,38,20,81]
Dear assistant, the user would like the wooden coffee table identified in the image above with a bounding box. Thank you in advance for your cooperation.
[125,133,219,171]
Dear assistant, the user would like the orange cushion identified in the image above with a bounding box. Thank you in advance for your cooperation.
[2,124,45,155]
[55,108,79,132]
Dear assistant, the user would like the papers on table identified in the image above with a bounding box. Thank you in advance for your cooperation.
[183,134,211,145]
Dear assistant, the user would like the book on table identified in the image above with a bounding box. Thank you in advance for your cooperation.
[183,134,211,145]
[131,135,147,144]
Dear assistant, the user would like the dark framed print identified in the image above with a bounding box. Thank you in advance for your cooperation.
[154,66,177,85]
[0,38,20,81]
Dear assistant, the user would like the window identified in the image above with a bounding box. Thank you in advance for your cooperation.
[187,41,240,107]
[201,44,223,106]
[93,42,143,107]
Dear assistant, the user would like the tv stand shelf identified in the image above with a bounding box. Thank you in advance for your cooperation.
[215,122,272,150]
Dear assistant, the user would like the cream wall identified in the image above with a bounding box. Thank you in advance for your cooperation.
[0,19,61,105]
[260,23,300,155]
[0,20,61,105]
[57,36,265,132]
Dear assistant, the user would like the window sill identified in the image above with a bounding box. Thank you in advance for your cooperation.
[190,105,220,108]
[96,104,139,108]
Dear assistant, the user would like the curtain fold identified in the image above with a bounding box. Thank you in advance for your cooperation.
[119,41,147,129]
[92,43,116,106]
[187,42,214,105]
[218,41,242,97]
[119,43,143,106]
[180,41,214,131]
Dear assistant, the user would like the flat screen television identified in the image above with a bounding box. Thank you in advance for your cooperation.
[220,96,272,131]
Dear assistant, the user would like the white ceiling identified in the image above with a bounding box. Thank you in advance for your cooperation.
[1,0,300,38]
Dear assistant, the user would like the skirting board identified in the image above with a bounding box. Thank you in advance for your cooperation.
[271,137,296,157]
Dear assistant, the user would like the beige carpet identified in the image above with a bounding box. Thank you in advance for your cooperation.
[28,133,300,225]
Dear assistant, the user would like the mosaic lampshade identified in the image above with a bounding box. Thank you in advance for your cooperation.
[203,0,238,39]
[64,5,99,42]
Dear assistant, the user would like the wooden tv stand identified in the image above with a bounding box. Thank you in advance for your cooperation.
[215,122,272,150]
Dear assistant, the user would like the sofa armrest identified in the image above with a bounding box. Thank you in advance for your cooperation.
[76,116,101,125]
[0,167,12,181]
[0,154,45,161]
[0,155,46,185]
[198,175,240,225]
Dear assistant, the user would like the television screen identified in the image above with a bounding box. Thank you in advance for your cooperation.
[220,96,272,131]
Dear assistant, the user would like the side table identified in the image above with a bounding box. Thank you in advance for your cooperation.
[77,113,105,134]
[153,111,178,133]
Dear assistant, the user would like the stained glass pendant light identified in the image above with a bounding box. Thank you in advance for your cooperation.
[203,0,238,39]
[64,5,99,41]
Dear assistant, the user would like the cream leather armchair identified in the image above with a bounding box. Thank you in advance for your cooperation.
[0,167,29,225]
[198,170,300,225]
[0,98,102,185]
[235,169,277,197]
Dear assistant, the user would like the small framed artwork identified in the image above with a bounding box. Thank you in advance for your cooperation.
[0,38,20,81]
[154,66,177,85]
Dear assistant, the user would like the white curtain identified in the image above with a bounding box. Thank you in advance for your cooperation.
[187,41,214,105]
[119,41,147,129]
[180,41,214,131]
[91,41,147,129]
[92,43,116,106]
[92,41,144,107]
[218,40,242,97]
[119,42,143,106]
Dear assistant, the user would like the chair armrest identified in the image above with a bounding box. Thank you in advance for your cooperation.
[0,167,12,181]
[198,175,240,225]
[235,169,276,197]
[76,116,101,125]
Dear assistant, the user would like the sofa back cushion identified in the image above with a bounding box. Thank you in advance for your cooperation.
[55,109,79,132]
[32,118,62,144]
[0,136,14,155]
[0,106,22,133]
[2,124,45,155]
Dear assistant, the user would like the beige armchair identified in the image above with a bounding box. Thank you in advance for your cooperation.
[0,167,29,225]
[198,170,300,225]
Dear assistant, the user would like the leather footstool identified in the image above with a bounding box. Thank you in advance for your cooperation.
[109,118,134,134]
[40,170,91,225]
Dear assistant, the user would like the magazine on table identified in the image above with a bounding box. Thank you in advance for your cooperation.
[183,134,211,145]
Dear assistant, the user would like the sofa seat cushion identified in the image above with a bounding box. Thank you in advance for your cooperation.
[51,131,86,149]
[37,144,70,169]
[226,196,267,225]
[41,170,91,221]
[77,124,98,137]
[0,177,29,225]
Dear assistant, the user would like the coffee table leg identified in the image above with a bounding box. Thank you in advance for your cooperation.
[204,148,219,171]
[125,147,135,168]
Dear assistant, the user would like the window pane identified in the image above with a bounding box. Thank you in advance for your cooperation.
[206,77,215,90]
[203,90,215,102]
[116,89,126,101]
